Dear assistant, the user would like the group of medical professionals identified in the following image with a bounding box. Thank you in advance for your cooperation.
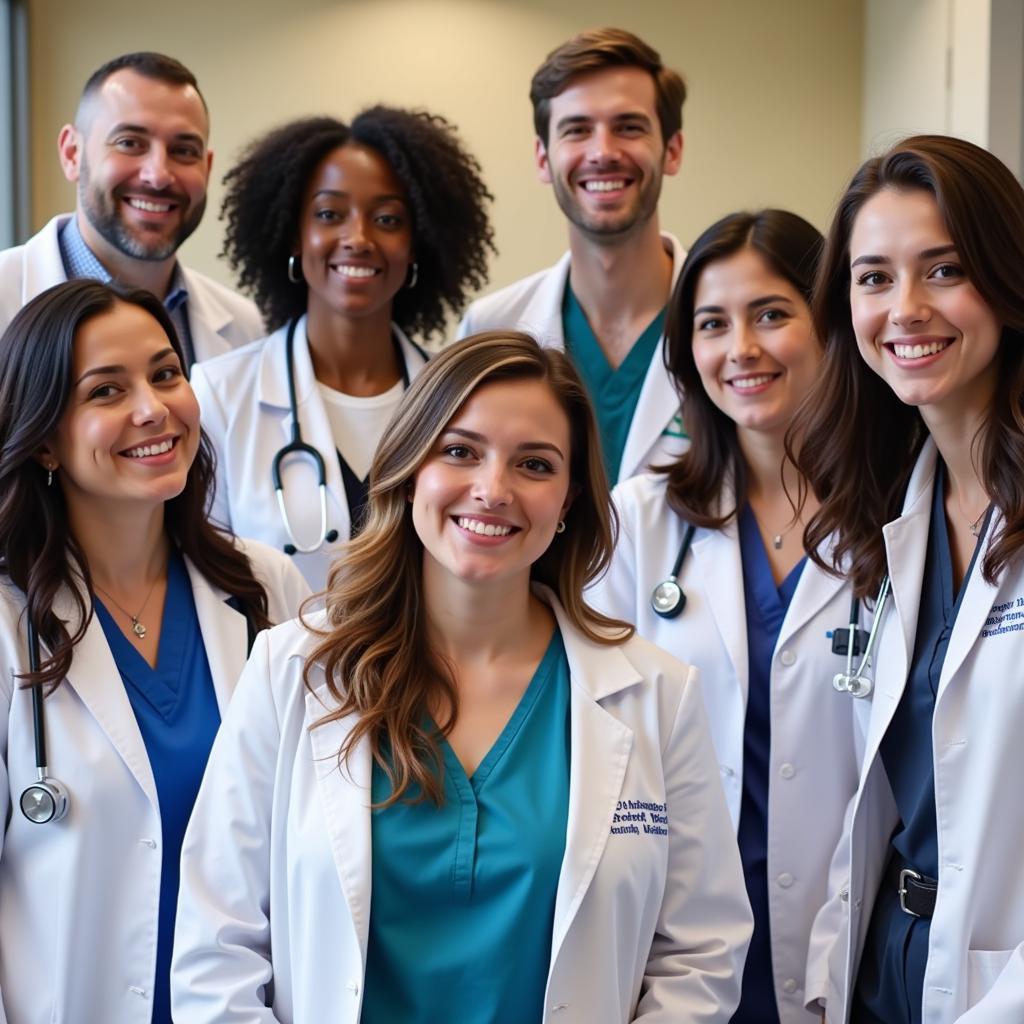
[0,22,1020,1024]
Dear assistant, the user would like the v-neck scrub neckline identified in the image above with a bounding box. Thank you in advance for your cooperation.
[562,284,665,483]
[362,629,571,1024]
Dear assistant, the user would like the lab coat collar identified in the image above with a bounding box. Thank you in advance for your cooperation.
[881,439,938,687]
[180,263,234,335]
[183,554,249,715]
[691,514,749,707]
[255,316,427,411]
[21,213,73,302]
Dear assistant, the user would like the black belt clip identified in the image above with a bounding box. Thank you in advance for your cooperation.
[896,865,937,919]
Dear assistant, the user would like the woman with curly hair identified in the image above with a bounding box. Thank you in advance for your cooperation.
[191,108,495,589]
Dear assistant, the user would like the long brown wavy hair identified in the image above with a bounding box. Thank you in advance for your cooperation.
[791,135,1024,597]
[304,331,631,806]
[0,280,271,689]
[661,209,823,525]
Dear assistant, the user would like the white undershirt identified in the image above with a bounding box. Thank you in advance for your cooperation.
[317,378,405,481]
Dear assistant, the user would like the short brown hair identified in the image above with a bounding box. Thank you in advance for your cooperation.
[530,27,686,144]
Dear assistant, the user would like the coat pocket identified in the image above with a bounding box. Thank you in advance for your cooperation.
[966,947,1014,1009]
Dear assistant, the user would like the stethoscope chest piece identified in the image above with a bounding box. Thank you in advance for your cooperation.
[652,579,686,618]
[20,777,68,825]
[650,521,697,620]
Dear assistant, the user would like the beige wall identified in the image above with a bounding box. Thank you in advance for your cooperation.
[28,0,863,311]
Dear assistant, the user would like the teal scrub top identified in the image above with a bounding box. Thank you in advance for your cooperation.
[562,284,666,482]
[362,630,571,1024]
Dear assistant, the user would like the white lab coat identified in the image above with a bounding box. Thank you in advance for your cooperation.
[171,588,754,1023]
[807,439,1024,1023]
[190,315,429,591]
[0,214,264,361]
[587,472,866,1024]
[456,234,687,484]
[0,539,310,1024]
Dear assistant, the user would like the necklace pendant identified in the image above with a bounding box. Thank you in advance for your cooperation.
[772,534,783,550]
[131,619,147,639]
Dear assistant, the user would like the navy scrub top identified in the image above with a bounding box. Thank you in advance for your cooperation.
[853,463,991,1024]
[732,504,805,1024]
[361,629,571,1024]
[562,285,666,483]
[95,552,221,1024]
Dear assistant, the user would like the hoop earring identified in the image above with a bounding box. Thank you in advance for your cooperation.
[287,254,303,283]
[555,520,566,534]
[405,261,418,289]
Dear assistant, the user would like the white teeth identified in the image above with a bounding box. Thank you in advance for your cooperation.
[893,339,950,359]
[457,516,513,537]
[125,438,174,458]
[335,265,377,278]
[731,374,775,389]
[127,198,172,213]
[584,180,626,192]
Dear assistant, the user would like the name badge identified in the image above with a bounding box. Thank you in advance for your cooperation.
[610,798,669,836]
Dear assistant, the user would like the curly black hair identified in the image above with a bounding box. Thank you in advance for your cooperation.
[220,109,495,338]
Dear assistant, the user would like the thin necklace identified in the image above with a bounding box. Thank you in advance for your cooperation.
[953,488,991,538]
[771,524,795,550]
[94,578,160,640]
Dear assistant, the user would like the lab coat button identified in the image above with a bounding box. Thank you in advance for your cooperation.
[779,649,796,666]
[777,872,794,888]
[783,979,798,994]
[346,979,359,995]
[779,763,795,779]
[720,765,736,778]
[840,887,850,902]
[140,838,157,849]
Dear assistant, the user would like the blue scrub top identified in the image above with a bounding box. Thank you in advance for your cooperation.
[732,504,804,1024]
[362,629,571,1024]
[562,285,665,482]
[95,552,221,1024]
[853,463,991,1024]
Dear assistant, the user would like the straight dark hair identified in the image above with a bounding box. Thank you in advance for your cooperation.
[0,280,270,688]
[792,134,1024,597]
[661,209,823,526]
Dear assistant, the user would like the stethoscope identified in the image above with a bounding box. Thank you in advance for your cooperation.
[650,523,892,699]
[832,576,891,698]
[19,617,69,824]
[271,318,341,555]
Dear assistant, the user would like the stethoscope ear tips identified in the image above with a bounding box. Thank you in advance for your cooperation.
[283,543,297,556]
[325,529,339,543]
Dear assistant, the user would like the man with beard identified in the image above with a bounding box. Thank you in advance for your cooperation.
[0,52,261,369]
[458,28,687,484]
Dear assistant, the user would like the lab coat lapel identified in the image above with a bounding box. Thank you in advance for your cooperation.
[860,445,935,761]
[518,251,571,350]
[548,598,637,958]
[184,557,248,715]
[937,512,1002,701]
[617,234,686,482]
[305,682,373,967]
[775,543,846,653]
[55,587,159,808]
[691,522,749,707]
